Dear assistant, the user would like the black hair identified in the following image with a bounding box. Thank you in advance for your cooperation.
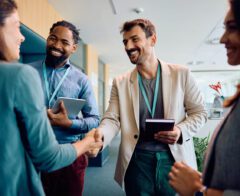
[120,18,156,38]
[231,0,240,29]
[50,20,80,44]
[0,0,17,26]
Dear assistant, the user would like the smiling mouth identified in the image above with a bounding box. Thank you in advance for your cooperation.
[50,49,63,56]
[226,47,235,56]
[128,50,139,58]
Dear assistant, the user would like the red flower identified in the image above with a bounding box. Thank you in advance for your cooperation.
[209,82,222,95]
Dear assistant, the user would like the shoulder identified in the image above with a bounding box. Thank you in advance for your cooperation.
[0,62,38,76]
[113,68,136,84]
[70,65,86,77]
[0,62,41,94]
[29,60,43,67]
[70,65,91,86]
[28,60,44,73]
[20,63,40,76]
[160,60,191,81]
[161,60,189,73]
[14,64,41,88]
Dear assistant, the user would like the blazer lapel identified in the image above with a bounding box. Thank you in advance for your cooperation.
[130,68,140,130]
[160,60,172,118]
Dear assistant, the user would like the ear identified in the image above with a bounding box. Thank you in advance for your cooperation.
[71,44,78,53]
[150,34,157,46]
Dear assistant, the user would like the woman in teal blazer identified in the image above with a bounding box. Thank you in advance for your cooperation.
[0,1,102,195]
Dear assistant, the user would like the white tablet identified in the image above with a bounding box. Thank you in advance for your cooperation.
[52,97,86,117]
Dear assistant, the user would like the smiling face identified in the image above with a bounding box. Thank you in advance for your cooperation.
[0,9,25,61]
[220,9,240,66]
[122,25,156,65]
[46,25,77,67]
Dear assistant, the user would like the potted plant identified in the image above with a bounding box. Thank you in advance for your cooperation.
[193,134,210,172]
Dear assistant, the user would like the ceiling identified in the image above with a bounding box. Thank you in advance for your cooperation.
[48,0,240,83]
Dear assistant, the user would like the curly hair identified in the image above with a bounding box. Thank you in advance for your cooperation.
[50,20,80,44]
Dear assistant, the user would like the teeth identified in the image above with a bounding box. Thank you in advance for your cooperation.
[51,50,62,56]
[227,48,234,54]
[129,51,138,56]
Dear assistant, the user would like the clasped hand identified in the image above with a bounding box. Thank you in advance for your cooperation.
[85,128,103,157]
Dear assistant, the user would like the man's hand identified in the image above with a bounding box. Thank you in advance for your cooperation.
[169,162,203,196]
[47,101,72,128]
[154,126,181,144]
[85,128,103,157]
[72,130,103,157]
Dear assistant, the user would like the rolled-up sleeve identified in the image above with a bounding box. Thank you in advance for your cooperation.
[69,77,100,133]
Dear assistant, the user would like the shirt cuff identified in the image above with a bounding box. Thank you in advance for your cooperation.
[70,120,79,129]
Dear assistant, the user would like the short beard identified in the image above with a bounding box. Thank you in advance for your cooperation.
[126,48,140,65]
[130,58,138,65]
[45,51,68,68]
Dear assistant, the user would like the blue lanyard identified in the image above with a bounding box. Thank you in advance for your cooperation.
[42,62,70,108]
[138,64,160,118]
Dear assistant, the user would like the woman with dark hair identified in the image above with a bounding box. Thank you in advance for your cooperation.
[0,0,102,195]
[169,0,240,195]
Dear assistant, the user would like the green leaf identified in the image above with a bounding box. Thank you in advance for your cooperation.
[193,133,210,172]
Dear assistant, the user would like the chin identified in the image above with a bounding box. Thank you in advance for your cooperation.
[228,60,240,66]
[6,55,19,62]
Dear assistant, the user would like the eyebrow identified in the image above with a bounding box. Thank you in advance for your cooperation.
[123,35,139,43]
[49,34,71,43]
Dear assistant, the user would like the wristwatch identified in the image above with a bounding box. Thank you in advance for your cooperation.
[195,186,207,196]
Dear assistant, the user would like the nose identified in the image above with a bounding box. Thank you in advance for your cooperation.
[125,40,134,50]
[20,33,25,43]
[220,31,227,44]
[53,40,62,49]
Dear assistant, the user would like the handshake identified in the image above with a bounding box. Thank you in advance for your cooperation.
[84,128,103,157]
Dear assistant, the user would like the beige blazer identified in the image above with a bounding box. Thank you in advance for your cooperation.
[99,60,207,188]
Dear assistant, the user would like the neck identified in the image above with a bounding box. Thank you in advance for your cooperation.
[137,58,159,79]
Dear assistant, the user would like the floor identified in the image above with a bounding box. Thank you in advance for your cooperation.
[83,134,125,196]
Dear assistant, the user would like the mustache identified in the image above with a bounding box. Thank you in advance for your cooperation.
[126,48,139,56]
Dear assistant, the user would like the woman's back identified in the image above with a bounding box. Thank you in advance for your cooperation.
[0,62,76,196]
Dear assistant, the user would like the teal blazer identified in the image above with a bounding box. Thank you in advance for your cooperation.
[0,62,76,196]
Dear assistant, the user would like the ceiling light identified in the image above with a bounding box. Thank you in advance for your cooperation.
[109,0,117,15]
[133,8,144,14]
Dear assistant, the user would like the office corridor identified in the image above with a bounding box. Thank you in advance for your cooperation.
[84,135,125,196]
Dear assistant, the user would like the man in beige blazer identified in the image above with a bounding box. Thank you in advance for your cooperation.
[98,19,207,195]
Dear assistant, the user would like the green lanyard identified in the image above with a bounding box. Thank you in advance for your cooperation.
[138,64,160,118]
[42,62,70,108]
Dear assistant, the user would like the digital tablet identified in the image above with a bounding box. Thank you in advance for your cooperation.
[144,119,175,141]
[52,97,86,117]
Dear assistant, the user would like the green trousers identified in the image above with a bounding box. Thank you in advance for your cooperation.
[124,149,175,196]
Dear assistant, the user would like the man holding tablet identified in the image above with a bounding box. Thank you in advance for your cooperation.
[31,21,99,196]
[97,19,207,196]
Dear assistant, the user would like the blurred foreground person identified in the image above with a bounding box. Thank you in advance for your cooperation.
[169,0,240,195]
[0,0,102,195]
